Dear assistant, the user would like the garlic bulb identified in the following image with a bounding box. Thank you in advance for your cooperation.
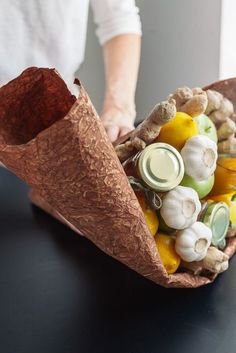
[175,222,212,262]
[181,135,217,181]
[160,186,201,230]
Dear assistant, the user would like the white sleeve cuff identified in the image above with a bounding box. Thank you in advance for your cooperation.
[91,1,142,45]
[96,13,142,45]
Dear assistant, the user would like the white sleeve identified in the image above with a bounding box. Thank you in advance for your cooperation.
[90,0,142,45]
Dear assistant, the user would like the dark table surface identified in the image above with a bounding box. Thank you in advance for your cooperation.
[0,167,236,353]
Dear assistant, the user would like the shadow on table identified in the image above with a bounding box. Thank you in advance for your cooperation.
[30,203,235,353]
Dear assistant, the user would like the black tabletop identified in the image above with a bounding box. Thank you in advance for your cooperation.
[0,167,236,353]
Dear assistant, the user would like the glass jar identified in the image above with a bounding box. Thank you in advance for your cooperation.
[199,201,230,249]
[211,154,236,195]
[123,143,184,192]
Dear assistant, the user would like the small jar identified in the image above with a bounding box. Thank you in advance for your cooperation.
[123,143,184,192]
[199,201,230,249]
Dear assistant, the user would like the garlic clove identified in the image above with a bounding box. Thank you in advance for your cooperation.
[161,186,201,230]
[175,222,212,262]
[181,135,217,181]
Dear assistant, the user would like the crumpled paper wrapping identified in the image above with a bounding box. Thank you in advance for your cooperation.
[0,67,235,288]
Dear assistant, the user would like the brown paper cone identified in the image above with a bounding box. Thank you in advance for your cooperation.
[0,67,235,288]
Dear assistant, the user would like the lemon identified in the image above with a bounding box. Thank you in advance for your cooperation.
[156,112,199,151]
[136,192,159,236]
[155,233,181,274]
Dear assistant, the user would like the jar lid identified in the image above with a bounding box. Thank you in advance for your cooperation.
[202,202,230,249]
[138,143,184,192]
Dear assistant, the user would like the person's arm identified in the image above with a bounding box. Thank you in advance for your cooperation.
[101,33,141,141]
[90,0,142,141]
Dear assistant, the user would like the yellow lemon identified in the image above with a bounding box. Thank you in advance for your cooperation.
[136,192,159,236]
[155,233,181,274]
[156,112,199,151]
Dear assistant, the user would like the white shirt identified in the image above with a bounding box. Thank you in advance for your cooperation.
[0,0,141,90]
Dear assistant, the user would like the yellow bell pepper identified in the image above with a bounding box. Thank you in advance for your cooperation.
[208,191,236,229]
[135,191,159,236]
[155,233,181,274]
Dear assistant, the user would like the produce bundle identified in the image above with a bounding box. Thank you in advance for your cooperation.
[0,67,235,288]
[115,83,236,277]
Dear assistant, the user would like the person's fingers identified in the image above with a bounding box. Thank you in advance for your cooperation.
[105,125,120,142]
[119,126,134,138]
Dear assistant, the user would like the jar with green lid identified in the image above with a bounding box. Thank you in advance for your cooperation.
[199,201,230,249]
[122,143,185,192]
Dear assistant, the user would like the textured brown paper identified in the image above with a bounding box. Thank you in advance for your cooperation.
[0,67,235,288]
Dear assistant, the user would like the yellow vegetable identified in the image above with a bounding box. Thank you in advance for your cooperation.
[208,192,236,229]
[136,192,159,236]
[155,233,181,274]
[156,112,199,151]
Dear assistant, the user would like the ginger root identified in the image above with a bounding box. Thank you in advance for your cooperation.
[217,117,236,141]
[205,89,223,115]
[115,98,176,162]
[205,89,235,150]
[227,226,236,238]
[231,113,236,123]
[206,89,234,123]
[181,246,229,275]
[218,136,236,153]
[168,86,208,117]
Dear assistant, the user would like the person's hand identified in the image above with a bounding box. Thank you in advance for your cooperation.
[100,104,136,142]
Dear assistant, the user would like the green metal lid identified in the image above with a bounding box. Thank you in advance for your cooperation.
[138,143,184,192]
[202,202,230,250]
